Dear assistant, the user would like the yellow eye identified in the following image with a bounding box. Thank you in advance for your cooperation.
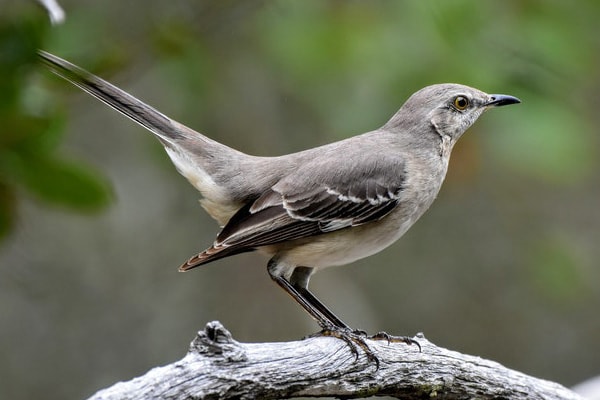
[453,96,469,110]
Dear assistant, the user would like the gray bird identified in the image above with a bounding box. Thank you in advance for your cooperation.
[39,50,520,345]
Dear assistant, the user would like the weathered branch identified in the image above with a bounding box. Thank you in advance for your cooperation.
[88,321,582,400]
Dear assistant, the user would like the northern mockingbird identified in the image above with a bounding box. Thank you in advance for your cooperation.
[39,50,520,349]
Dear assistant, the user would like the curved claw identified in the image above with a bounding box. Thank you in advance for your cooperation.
[351,328,368,337]
[370,331,422,352]
[307,328,421,371]
[309,327,380,369]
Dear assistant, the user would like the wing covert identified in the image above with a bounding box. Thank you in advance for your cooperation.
[212,154,407,250]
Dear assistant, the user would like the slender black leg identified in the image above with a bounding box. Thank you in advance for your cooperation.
[270,273,334,329]
[268,261,378,365]
[267,260,420,366]
[287,266,350,329]
[294,286,350,329]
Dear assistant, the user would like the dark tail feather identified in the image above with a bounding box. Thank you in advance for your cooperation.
[38,50,183,143]
[178,246,254,272]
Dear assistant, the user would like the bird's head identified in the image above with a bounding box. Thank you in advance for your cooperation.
[385,83,520,145]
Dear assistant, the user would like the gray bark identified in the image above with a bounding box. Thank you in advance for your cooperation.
[87,321,582,400]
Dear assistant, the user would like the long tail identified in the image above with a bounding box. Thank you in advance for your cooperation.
[37,50,191,145]
[38,50,253,224]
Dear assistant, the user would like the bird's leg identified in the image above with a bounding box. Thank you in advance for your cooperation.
[289,267,350,329]
[269,271,335,329]
[267,261,378,365]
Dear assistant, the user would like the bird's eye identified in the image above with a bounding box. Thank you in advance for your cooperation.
[453,96,469,111]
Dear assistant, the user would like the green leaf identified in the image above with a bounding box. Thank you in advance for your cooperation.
[0,182,16,240]
[17,156,113,211]
[0,14,45,108]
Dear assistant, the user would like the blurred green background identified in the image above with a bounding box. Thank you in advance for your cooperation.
[1,0,599,398]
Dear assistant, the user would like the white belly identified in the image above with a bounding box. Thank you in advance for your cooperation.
[266,210,419,270]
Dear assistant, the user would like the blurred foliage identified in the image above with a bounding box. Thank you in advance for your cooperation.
[1,2,598,232]
[0,6,112,241]
[526,234,586,305]
[1,1,599,399]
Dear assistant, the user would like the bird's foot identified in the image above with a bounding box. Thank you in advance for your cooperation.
[308,326,380,368]
[307,328,421,368]
[370,331,422,352]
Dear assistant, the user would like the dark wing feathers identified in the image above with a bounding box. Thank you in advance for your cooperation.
[181,155,406,270]
[283,174,404,227]
[217,204,321,248]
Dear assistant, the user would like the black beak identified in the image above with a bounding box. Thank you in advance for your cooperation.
[486,94,521,107]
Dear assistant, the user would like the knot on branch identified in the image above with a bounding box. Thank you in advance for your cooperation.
[188,320,247,362]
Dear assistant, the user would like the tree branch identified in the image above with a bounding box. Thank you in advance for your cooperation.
[87,321,582,400]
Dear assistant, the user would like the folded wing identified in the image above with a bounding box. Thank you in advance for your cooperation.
[181,154,406,270]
